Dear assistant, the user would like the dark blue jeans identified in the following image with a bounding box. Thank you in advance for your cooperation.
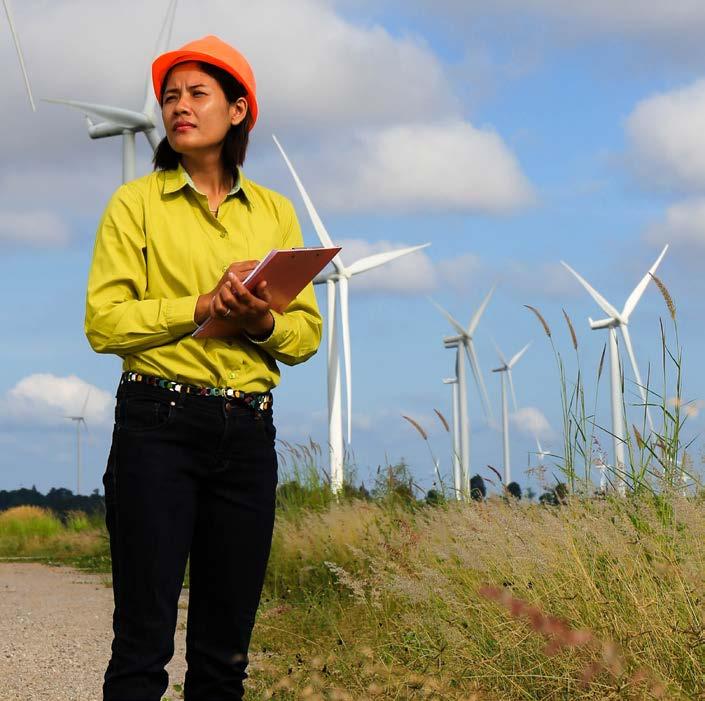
[102,380,278,701]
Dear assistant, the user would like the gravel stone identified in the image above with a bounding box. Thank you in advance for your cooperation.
[0,563,188,701]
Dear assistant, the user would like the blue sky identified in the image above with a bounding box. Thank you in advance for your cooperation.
[2,0,704,497]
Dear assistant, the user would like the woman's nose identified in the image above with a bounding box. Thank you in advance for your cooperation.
[173,94,191,113]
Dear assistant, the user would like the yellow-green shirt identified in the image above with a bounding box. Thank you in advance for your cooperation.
[84,163,322,392]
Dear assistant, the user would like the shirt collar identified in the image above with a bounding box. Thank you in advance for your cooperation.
[162,162,251,204]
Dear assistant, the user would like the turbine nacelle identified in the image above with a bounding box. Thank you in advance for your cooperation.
[443,334,464,348]
[589,316,620,330]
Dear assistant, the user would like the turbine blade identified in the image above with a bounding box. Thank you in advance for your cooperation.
[81,389,91,417]
[43,99,152,130]
[144,128,161,152]
[620,325,654,431]
[561,261,622,321]
[492,338,508,367]
[536,437,543,455]
[429,298,465,336]
[467,285,495,336]
[621,244,669,321]
[508,342,531,369]
[2,0,36,111]
[508,369,519,412]
[272,134,344,272]
[345,244,430,277]
[339,277,353,444]
[142,0,178,117]
[467,340,493,421]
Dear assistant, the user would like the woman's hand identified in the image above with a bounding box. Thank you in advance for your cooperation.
[211,273,274,337]
[194,260,259,325]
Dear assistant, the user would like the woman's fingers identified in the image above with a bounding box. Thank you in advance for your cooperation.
[212,281,237,318]
[228,273,258,307]
[254,280,271,304]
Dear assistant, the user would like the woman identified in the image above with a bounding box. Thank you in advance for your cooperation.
[85,35,322,701]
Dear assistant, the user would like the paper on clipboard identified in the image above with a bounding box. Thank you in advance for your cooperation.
[192,245,340,339]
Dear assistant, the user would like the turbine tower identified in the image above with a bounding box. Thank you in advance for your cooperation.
[65,391,90,495]
[442,375,462,499]
[433,289,494,495]
[3,0,36,111]
[45,0,178,183]
[272,135,430,494]
[562,245,668,494]
[492,342,530,486]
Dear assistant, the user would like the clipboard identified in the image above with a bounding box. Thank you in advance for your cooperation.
[192,245,341,339]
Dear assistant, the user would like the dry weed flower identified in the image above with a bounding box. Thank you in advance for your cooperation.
[479,585,667,696]
[562,308,578,350]
[633,425,645,451]
[525,304,552,337]
[649,272,676,320]
[434,408,450,432]
[402,414,428,440]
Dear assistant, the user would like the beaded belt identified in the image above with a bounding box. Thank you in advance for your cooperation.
[119,371,273,412]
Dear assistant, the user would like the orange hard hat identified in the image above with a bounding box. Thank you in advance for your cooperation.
[151,35,258,129]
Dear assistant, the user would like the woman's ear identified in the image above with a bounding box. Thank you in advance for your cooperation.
[230,97,248,127]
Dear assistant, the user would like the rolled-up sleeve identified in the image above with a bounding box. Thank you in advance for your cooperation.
[246,199,322,366]
[84,184,198,356]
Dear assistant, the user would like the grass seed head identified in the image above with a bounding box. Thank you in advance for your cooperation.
[650,272,676,320]
[402,414,428,441]
[434,408,450,433]
[525,304,552,337]
[562,308,578,350]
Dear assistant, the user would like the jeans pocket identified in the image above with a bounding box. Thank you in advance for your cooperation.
[116,396,174,433]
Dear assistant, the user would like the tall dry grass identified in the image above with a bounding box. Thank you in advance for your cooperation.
[250,495,705,699]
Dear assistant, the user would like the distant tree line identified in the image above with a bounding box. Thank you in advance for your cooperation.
[0,485,105,518]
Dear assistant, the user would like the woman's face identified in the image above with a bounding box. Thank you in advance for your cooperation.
[161,61,247,157]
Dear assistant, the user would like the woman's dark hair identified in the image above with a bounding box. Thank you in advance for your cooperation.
[152,61,251,173]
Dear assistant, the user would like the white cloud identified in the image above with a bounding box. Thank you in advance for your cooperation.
[646,197,705,252]
[312,121,534,213]
[0,211,69,247]
[0,374,113,428]
[1,1,533,245]
[436,254,484,291]
[626,79,705,192]
[510,406,553,439]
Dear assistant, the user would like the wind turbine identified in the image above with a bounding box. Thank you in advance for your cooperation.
[442,376,462,499]
[272,134,430,494]
[65,391,90,495]
[44,0,178,183]
[561,245,668,494]
[3,0,36,111]
[433,289,494,495]
[535,437,551,463]
[492,342,530,486]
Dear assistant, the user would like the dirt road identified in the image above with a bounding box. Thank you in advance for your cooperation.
[0,563,187,701]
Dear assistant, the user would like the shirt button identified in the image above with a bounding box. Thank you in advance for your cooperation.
[220,232,226,238]
[229,372,236,380]
[222,266,228,272]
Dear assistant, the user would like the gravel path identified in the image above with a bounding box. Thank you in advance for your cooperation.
[0,563,188,701]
